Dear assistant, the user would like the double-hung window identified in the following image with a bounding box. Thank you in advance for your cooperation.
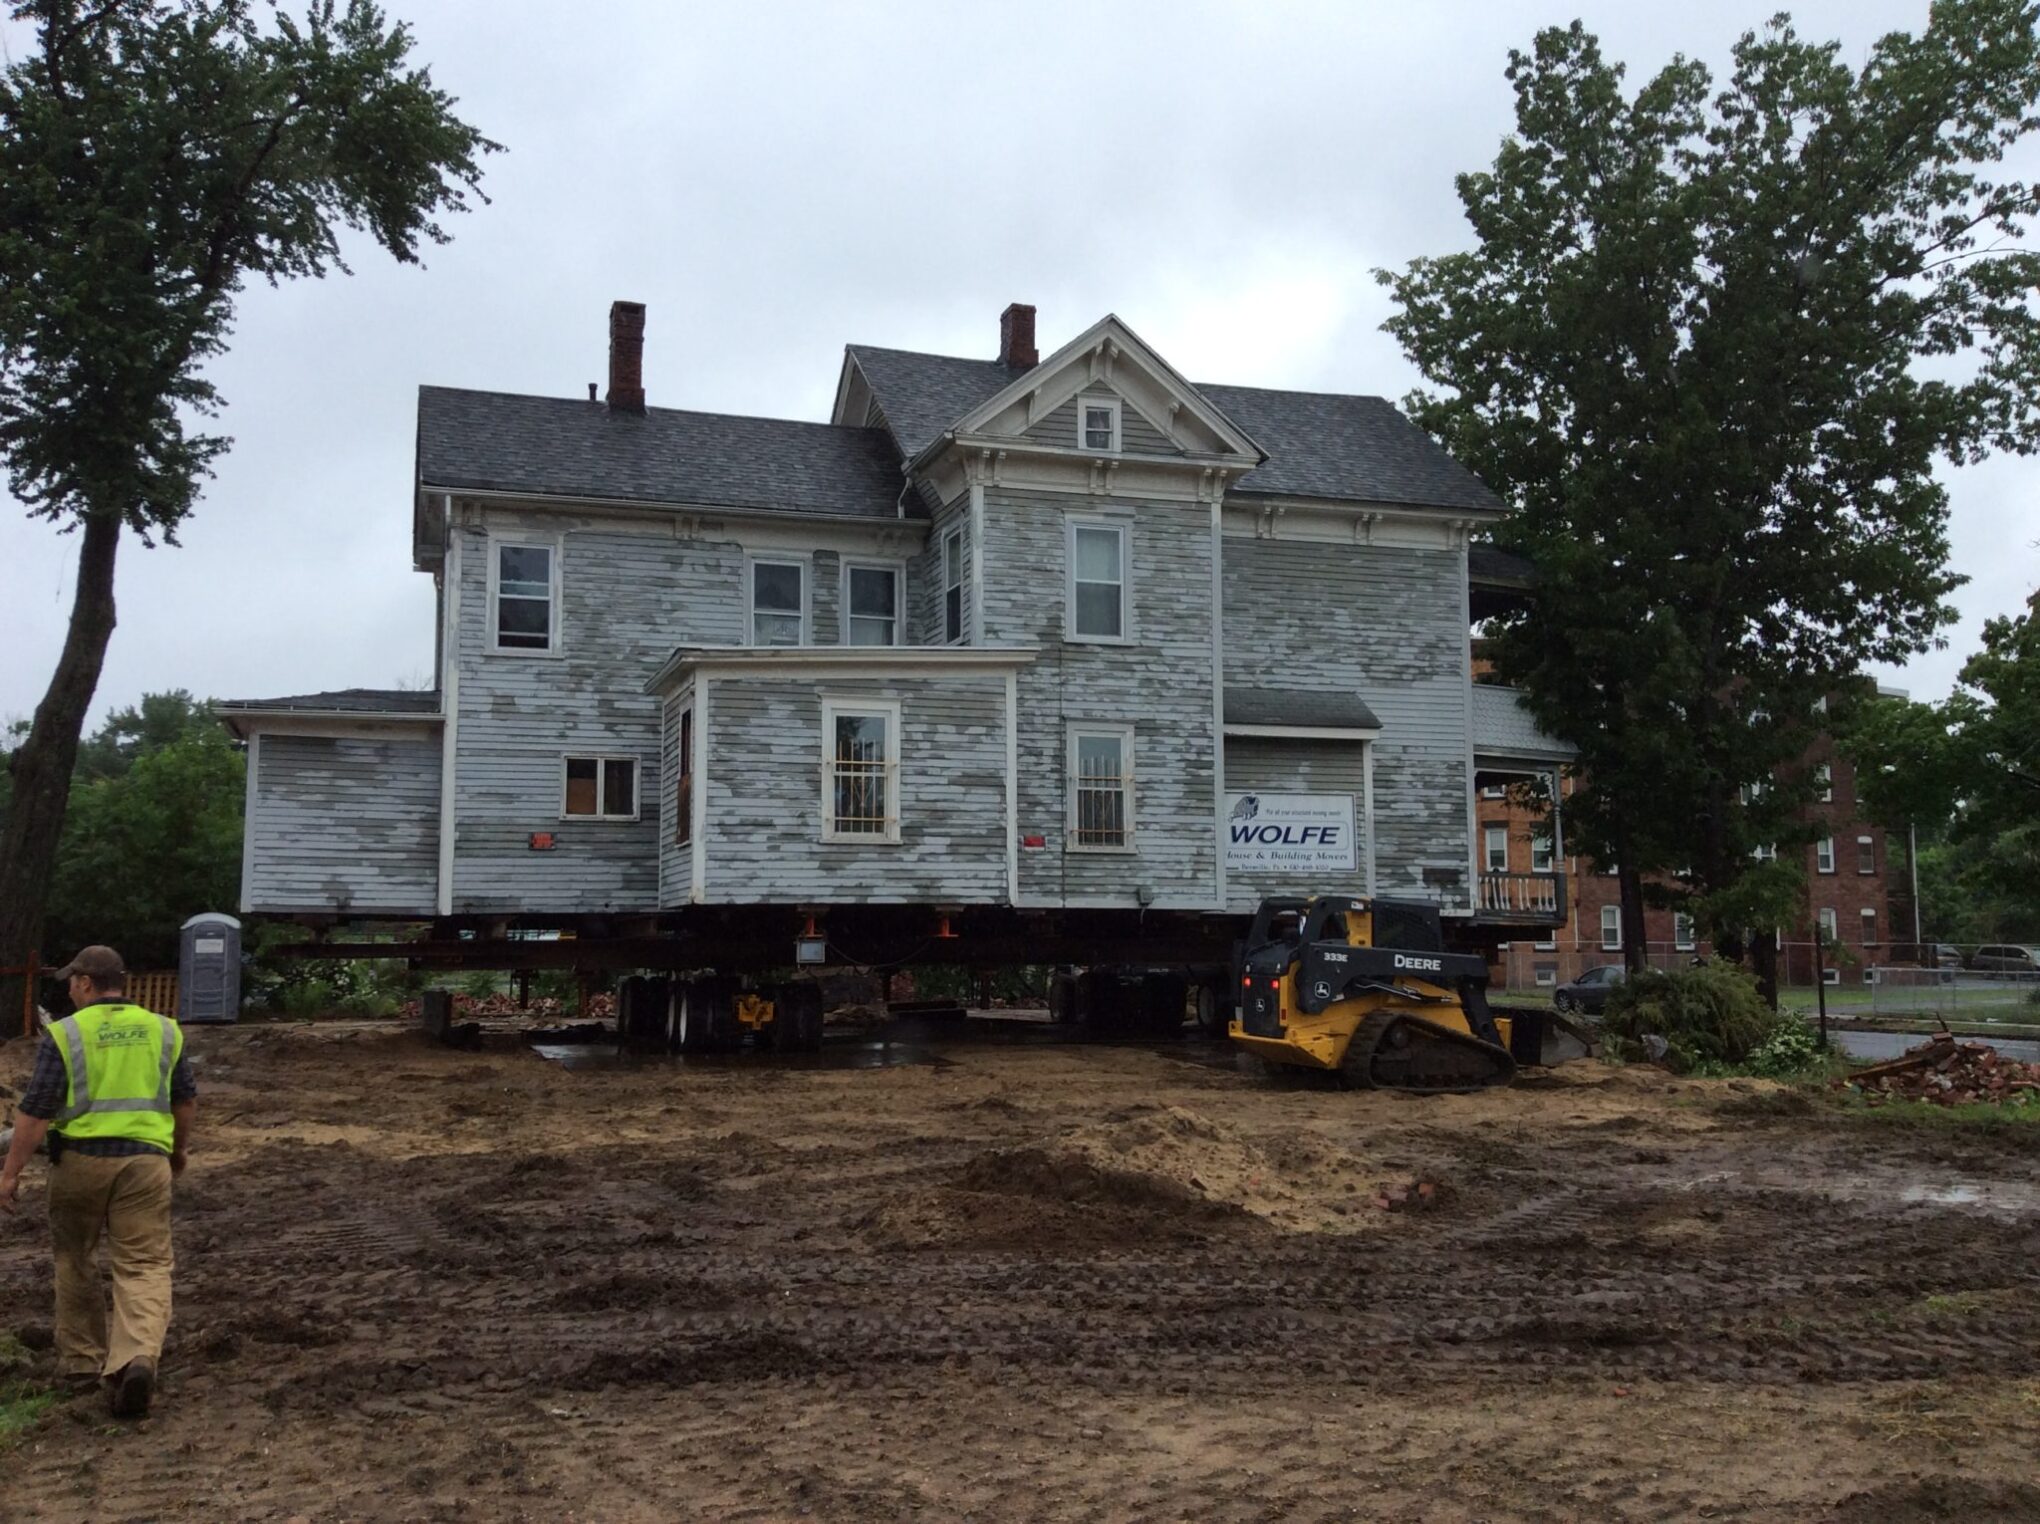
[822,699,899,842]
[1857,835,1875,874]
[750,559,805,646]
[1069,521,1128,641]
[1861,907,1878,946]
[1673,912,1696,951]
[493,543,556,652]
[1818,906,1839,945]
[1483,825,1508,872]
[674,709,694,845]
[1600,905,1622,951]
[844,563,901,647]
[563,755,637,820]
[1816,837,1836,874]
[1079,396,1121,452]
[1069,726,1134,850]
[942,528,965,645]
[1816,763,1833,802]
[1531,834,1555,874]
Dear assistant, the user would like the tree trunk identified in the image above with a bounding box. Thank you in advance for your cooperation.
[0,512,122,1036]
[1618,864,1649,975]
[1750,927,1780,1009]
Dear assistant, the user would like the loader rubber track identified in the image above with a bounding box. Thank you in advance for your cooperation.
[1342,1007,1516,1094]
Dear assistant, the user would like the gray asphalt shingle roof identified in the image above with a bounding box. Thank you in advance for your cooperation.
[844,346,1502,512]
[417,386,903,518]
[1224,687,1382,731]
[1471,684,1572,759]
[218,689,442,715]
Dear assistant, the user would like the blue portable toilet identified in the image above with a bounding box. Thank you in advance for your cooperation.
[179,912,242,1024]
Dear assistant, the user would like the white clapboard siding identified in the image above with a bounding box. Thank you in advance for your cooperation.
[247,735,440,912]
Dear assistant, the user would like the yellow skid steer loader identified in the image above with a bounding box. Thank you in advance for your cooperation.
[1231,895,1562,1093]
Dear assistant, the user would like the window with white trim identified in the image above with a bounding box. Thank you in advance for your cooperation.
[1823,967,1841,986]
[942,528,964,645]
[1069,521,1128,640]
[1816,762,1833,802]
[822,699,899,842]
[1070,725,1133,849]
[1079,395,1121,452]
[1673,912,1696,951]
[1861,907,1878,946]
[1600,905,1622,951]
[1816,837,1836,874]
[843,563,901,647]
[1531,834,1555,874]
[1483,825,1508,872]
[1480,783,1505,800]
[750,559,805,646]
[493,542,556,653]
[674,709,693,846]
[563,755,637,820]
[1818,906,1839,945]
[1857,835,1875,874]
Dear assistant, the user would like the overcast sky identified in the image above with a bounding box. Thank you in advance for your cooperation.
[4,0,2034,728]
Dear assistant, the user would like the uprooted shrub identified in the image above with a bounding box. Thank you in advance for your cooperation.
[1601,959,1778,1071]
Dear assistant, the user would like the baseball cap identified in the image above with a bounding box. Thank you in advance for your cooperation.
[52,945,126,983]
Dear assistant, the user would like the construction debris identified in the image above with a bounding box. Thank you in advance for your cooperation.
[1836,1031,2040,1107]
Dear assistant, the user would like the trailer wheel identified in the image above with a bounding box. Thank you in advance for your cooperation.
[1047,971,1079,1025]
[1195,980,1233,1038]
[770,982,825,1053]
[676,978,737,1054]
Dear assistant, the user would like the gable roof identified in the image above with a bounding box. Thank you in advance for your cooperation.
[844,345,1500,512]
[417,386,903,518]
[220,688,442,716]
[842,346,1020,459]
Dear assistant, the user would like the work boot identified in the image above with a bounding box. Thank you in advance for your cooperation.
[108,1358,155,1419]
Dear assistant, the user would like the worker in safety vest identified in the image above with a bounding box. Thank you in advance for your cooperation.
[1,945,196,1419]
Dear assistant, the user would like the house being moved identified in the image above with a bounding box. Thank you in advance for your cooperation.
[222,303,1566,986]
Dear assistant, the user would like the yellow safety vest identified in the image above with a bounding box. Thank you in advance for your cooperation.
[50,1002,183,1155]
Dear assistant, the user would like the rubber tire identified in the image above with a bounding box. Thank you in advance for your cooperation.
[1076,970,1126,1037]
[1553,991,1576,1014]
[1195,981,1232,1038]
[1047,971,1080,1026]
[770,982,825,1053]
[676,978,738,1054]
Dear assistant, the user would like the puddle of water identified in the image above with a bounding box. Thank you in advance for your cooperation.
[1673,1163,2040,1217]
[530,1040,949,1072]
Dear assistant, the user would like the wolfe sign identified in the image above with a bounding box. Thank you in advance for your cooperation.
[1224,793,1357,873]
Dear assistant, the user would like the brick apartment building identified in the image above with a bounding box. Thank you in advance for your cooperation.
[1478,691,1915,992]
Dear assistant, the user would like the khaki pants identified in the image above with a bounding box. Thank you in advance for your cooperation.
[47,1152,175,1380]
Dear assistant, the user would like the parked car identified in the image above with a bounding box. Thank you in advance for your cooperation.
[1968,944,2040,972]
[1929,943,1964,970]
[1552,964,1626,1015]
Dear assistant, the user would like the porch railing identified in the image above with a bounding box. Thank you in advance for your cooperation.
[1475,870,1567,923]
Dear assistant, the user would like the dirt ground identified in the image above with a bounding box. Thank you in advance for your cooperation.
[4,1016,2039,1523]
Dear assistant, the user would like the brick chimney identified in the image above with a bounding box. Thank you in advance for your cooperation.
[999,302,1038,369]
[606,300,646,412]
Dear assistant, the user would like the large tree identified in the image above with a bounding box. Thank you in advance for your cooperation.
[0,1,494,1015]
[1381,4,2040,973]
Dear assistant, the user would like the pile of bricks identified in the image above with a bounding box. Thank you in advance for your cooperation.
[1837,1032,2040,1106]
[399,992,618,1022]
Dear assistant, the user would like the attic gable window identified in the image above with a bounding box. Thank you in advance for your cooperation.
[492,542,557,653]
[1079,396,1121,452]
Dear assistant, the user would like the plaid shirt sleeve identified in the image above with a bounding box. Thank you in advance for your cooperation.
[14,1034,68,1120]
[170,1052,197,1104]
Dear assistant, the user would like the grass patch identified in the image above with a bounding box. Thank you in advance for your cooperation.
[1820,1089,2040,1129]
[0,1334,56,1446]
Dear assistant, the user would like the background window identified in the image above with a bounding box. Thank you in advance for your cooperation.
[1483,825,1508,872]
[1673,912,1696,950]
[1600,905,1621,950]
[495,544,554,651]
[1816,837,1835,873]
[845,564,900,646]
[1816,762,1833,801]
[1072,729,1131,847]
[1857,836,1876,874]
[1071,524,1126,639]
[1861,907,1878,946]
[943,529,964,644]
[1818,906,1839,944]
[824,703,898,841]
[564,756,636,820]
[674,710,693,845]
[1531,835,1554,873]
[751,560,804,645]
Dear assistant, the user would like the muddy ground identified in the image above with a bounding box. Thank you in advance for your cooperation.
[3,1016,2039,1522]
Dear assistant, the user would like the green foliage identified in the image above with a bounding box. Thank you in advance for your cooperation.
[906,965,1050,1004]
[1603,959,1780,1070]
[1745,1019,1824,1079]
[0,0,498,541]
[1379,6,2040,949]
[39,700,241,968]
